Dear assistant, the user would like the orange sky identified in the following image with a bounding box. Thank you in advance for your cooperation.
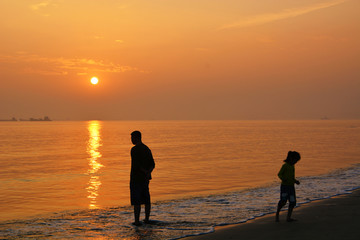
[0,0,359,120]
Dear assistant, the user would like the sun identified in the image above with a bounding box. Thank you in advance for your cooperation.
[90,77,99,85]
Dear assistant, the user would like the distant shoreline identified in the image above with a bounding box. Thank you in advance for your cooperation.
[0,116,52,121]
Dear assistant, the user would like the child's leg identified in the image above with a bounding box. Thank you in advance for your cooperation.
[276,185,289,222]
[287,203,295,221]
[276,200,286,222]
[287,192,297,222]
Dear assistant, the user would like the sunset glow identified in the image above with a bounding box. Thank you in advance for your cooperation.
[0,0,359,120]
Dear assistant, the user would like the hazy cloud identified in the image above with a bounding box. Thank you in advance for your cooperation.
[219,0,348,30]
[30,1,51,11]
[0,53,144,76]
[30,0,59,16]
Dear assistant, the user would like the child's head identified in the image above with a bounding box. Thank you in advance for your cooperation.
[284,151,301,165]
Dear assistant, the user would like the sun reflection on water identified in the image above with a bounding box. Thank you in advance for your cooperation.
[86,121,104,209]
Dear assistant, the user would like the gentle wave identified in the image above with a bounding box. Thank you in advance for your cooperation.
[1,164,359,240]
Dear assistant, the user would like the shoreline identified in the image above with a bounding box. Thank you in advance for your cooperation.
[182,189,360,240]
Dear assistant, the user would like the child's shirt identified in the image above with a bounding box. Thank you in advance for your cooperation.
[278,162,296,186]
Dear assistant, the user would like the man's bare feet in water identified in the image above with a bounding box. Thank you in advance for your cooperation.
[132,221,142,226]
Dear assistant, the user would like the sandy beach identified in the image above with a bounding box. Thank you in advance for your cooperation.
[183,189,360,240]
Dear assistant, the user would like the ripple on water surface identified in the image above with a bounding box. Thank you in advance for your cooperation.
[1,164,359,240]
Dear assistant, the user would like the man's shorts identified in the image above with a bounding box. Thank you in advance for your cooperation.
[280,184,296,205]
[130,181,151,206]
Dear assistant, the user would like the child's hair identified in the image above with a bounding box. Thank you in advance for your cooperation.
[284,151,301,163]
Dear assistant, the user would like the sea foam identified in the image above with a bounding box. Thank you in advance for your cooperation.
[1,164,359,240]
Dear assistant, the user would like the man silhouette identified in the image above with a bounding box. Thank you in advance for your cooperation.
[130,131,155,226]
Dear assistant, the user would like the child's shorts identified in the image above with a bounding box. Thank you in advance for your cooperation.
[280,184,296,205]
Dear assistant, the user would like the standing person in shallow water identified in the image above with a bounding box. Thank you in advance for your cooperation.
[275,151,301,222]
[130,131,155,226]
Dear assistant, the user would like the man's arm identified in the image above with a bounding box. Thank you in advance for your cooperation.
[131,148,141,169]
[143,148,155,179]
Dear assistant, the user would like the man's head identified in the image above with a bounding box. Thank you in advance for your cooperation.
[131,130,142,145]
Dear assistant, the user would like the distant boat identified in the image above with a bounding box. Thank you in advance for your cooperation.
[0,117,17,121]
[19,116,52,121]
[321,116,330,120]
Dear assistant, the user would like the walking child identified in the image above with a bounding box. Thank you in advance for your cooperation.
[275,151,301,222]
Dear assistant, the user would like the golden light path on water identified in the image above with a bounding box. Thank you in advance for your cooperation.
[86,121,104,209]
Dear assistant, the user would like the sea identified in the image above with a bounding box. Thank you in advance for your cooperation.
[0,120,359,239]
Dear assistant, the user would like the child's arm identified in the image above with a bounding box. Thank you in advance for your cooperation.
[277,164,286,181]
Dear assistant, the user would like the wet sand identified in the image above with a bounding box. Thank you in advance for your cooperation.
[183,189,360,240]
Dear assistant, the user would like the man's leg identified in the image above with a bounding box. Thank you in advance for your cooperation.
[133,205,141,225]
[145,203,151,222]
[143,181,151,223]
